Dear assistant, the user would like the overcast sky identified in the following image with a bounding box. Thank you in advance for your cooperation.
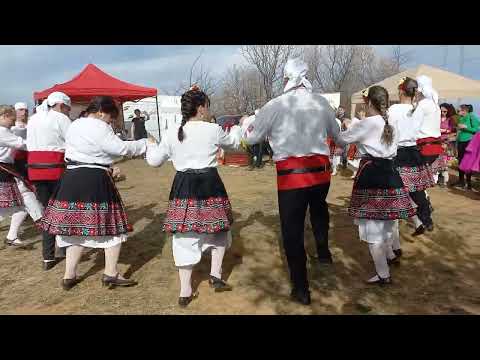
[2,45,480,108]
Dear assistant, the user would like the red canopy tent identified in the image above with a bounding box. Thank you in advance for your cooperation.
[33,63,160,138]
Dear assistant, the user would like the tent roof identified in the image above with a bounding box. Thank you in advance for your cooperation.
[351,64,480,105]
[34,63,157,102]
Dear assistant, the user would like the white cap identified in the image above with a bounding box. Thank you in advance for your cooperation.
[47,92,71,107]
[14,102,28,111]
[416,75,439,104]
[283,58,313,93]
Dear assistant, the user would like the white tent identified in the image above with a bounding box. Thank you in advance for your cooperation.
[123,95,181,140]
[350,64,480,115]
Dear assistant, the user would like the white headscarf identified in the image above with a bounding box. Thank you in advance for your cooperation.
[47,92,71,107]
[36,100,49,113]
[14,102,28,111]
[416,75,439,104]
[283,58,313,93]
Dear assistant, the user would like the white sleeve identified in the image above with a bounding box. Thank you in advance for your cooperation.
[339,119,370,144]
[58,116,72,144]
[146,137,170,167]
[242,106,273,145]
[0,131,26,150]
[100,127,147,157]
[218,125,241,150]
[411,103,424,139]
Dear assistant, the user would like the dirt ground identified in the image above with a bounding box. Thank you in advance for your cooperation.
[1,158,480,315]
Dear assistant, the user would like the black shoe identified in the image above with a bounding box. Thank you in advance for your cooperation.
[393,249,403,258]
[365,275,392,286]
[101,273,138,289]
[387,256,400,266]
[466,184,473,191]
[290,289,311,305]
[43,260,58,271]
[62,277,80,291]
[178,291,199,308]
[411,225,425,237]
[4,239,13,246]
[316,256,333,265]
[426,224,434,232]
[209,276,233,292]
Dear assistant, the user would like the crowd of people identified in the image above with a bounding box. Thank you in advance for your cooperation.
[1,57,479,309]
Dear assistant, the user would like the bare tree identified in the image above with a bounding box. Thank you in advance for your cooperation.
[173,50,219,97]
[240,45,299,101]
[211,65,266,116]
[390,45,410,72]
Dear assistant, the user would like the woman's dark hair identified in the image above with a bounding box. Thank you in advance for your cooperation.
[459,104,470,113]
[79,110,88,118]
[399,77,418,99]
[440,103,456,118]
[467,104,474,113]
[85,96,119,119]
[366,86,394,146]
[178,88,210,142]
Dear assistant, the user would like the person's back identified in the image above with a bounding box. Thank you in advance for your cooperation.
[27,110,71,152]
[415,98,441,140]
[251,88,339,161]
[389,103,416,147]
[162,121,238,171]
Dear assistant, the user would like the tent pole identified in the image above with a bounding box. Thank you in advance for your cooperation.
[155,95,161,140]
[121,101,125,132]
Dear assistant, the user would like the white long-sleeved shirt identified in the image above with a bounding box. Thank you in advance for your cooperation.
[0,126,27,164]
[339,115,399,159]
[11,121,27,140]
[146,121,241,171]
[388,103,418,147]
[26,110,71,152]
[412,98,441,139]
[64,117,147,165]
[241,88,344,162]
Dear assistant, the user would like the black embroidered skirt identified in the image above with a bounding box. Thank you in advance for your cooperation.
[349,158,416,220]
[163,168,233,234]
[40,167,130,236]
[0,166,23,209]
[395,146,435,192]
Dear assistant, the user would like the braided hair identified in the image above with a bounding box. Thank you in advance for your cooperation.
[398,77,418,116]
[366,86,394,146]
[178,86,210,142]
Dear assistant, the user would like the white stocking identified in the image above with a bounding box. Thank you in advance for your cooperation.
[210,245,226,279]
[178,265,193,298]
[391,220,401,251]
[368,243,390,279]
[442,170,449,184]
[7,210,28,241]
[64,245,84,279]
[412,215,423,228]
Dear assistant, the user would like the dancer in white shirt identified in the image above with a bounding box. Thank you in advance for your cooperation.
[27,92,72,270]
[240,58,343,305]
[341,86,415,285]
[410,75,441,232]
[40,96,147,291]
[5,102,34,246]
[391,77,436,243]
[146,85,241,308]
[0,105,43,246]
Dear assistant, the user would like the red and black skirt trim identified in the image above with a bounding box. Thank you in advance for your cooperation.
[395,146,435,192]
[0,163,24,209]
[163,167,233,234]
[327,137,343,157]
[276,154,331,191]
[349,157,416,220]
[39,166,131,236]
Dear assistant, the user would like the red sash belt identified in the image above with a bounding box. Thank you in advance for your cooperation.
[14,150,28,161]
[347,144,358,160]
[416,137,443,157]
[276,155,331,191]
[27,151,65,181]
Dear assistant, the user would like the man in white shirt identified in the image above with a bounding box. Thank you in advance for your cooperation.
[240,58,344,305]
[27,92,72,270]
